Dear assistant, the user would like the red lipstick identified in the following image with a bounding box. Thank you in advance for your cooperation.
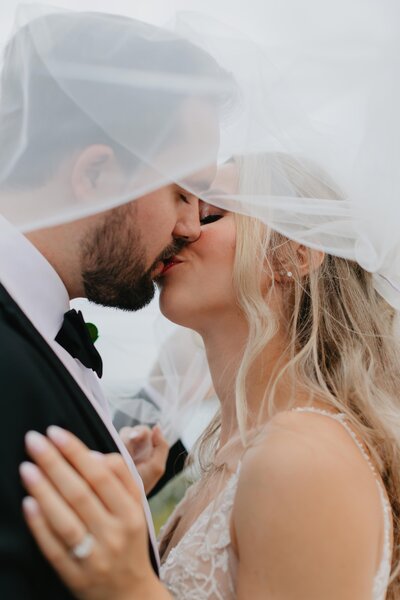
[161,257,183,275]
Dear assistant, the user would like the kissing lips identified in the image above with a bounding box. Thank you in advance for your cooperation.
[161,257,183,275]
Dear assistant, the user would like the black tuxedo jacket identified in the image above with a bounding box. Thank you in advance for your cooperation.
[0,283,158,599]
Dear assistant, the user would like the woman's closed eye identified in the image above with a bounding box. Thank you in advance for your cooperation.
[199,203,225,226]
[200,214,223,225]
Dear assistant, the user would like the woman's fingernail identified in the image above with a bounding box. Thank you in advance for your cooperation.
[47,425,69,446]
[90,450,105,461]
[22,496,40,517]
[19,462,42,485]
[128,431,140,440]
[25,431,48,454]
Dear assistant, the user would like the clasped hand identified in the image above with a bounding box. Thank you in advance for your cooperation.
[19,427,168,600]
[119,424,169,494]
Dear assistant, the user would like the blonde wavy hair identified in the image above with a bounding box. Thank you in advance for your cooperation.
[192,153,400,596]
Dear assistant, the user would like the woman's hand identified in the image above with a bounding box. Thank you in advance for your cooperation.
[19,427,170,600]
[119,425,169,494]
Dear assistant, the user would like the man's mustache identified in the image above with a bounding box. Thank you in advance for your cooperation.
[149,238,187,272]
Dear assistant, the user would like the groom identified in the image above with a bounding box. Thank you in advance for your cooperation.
[0,10,232,599]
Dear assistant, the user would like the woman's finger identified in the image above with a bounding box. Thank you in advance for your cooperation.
[119,426,153,463]
[44,426,142,516]
[21,455,146,577]
[22,496,88,592]
[101,452,144,501]
[149,425,169,473]
[19,461,90,550]
[152,425,169,452]
[24,431,114,533]
[132,425,169,494]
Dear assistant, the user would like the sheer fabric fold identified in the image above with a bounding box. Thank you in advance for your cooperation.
[1,1,399,440]
[0,2,398,306]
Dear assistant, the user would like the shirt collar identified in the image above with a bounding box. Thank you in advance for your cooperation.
[0,215,70,341]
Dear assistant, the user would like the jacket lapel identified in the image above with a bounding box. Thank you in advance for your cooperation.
[0,282,159,575]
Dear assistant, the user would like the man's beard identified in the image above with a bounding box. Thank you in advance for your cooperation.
[81,206,185,311]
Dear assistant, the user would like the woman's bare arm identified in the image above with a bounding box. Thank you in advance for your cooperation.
[233,412,383,600]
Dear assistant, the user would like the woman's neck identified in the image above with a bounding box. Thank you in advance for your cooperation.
[203,325,242,446]
[200,312,289,447]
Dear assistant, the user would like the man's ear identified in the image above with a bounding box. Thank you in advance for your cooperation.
[274,241,325,282]
[71,144,118,201]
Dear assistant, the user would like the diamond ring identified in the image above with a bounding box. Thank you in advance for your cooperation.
[70,533,95,560]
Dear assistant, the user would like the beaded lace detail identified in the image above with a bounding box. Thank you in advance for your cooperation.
[160,407,392,600]
[159,468,239,599]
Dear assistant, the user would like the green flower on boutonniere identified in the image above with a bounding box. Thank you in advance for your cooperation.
[85,322,99,343]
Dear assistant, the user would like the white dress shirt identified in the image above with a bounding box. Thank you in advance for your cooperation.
[0,215,159,564]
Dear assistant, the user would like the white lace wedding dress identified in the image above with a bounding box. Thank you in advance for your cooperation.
[159,408,392,600]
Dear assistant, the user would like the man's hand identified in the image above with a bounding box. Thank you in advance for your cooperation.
[119,425,169,494]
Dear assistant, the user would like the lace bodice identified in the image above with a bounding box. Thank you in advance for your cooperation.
[159,468,239,599]
[159,408,392,599]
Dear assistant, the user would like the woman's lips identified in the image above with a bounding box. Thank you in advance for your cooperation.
[161,258,183,275]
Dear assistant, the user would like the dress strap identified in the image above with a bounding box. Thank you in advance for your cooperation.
[292,407,377,474]
[291,406,392,592]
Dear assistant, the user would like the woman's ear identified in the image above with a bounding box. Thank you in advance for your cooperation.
[295,243,325,277]
[274,241,325,282]
[71,144,118,201]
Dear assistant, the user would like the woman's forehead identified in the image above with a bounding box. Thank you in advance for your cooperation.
[212,162,239,194]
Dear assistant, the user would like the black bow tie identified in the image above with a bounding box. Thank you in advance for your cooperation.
[55,309,103,378]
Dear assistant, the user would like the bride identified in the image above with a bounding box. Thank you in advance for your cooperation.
[19,154,399,599]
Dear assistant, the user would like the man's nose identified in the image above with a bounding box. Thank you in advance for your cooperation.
[173,200,201,243]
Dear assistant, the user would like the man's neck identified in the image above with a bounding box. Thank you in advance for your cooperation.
[25,226,84,299]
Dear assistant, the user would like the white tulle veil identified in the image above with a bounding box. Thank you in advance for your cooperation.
[1,0,399,444]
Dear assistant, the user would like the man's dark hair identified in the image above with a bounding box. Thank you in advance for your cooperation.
[0,11,236,188]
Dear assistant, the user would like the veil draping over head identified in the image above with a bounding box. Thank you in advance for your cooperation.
[176,1,400,311]
[0,1,399,305]
[1,1,399,444]
[0,4,237,230]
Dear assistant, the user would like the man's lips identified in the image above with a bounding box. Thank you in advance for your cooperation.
[151,261,166,277]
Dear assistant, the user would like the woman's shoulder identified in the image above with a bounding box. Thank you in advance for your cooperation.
[233,411,382,564]
[238,407,381,500]
[231,411,383,599]
[231,409,385,596]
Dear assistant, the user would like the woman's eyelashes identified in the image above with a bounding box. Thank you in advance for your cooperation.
[199,201,225,225]
[200,214,223,226]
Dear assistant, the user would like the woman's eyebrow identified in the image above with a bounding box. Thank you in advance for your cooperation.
[175,179,215,194]
[199,200,226,213]
[174,184,197,196]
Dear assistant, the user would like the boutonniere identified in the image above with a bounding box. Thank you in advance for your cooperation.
[85,322,99,344]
